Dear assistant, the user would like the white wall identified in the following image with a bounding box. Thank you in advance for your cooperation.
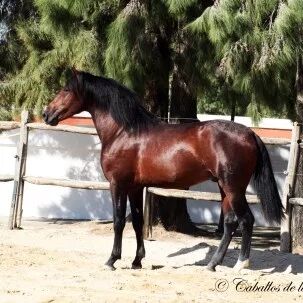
[0,123,290,226]
[0,129,115,220]
[197,114,293,129]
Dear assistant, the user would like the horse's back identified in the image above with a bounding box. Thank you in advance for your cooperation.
[135,120,257,188]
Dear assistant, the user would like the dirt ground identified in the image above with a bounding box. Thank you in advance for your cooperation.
[0,219,303,303]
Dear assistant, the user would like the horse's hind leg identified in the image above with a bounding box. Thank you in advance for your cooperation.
[232,198,254,271]
[105,183,127,270]
[128,188,145,269]
[207,187,238,271]
[207,187,255,272]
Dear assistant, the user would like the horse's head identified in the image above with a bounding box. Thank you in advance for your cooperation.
[43,69,85,126]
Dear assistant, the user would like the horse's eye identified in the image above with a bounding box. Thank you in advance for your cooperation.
[63,87,69,92]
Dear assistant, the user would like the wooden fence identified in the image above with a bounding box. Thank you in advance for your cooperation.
[0,111,300,252]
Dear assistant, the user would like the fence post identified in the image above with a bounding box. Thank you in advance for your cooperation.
[16,121,29,228]
[7,111,29,230]
[280,122,301,252]
[143,188,153,239]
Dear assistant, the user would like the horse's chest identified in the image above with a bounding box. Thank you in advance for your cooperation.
[101,149,137,181]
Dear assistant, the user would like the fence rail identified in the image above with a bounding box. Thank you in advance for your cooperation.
[1,120,293,144]
[0,112,299,247]
[27,122,98,135]
[0,121,21,130]
[289,198,303,206]
[147,187,260,203]
[0,175,14,182]
[23,176,110,190]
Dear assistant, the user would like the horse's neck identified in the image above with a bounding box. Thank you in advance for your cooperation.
[88,106,121,146]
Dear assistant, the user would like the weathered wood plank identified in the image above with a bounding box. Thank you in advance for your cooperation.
[16,117,29,228]
[8,111,29,230]
[143,188,149,239]
[261,137,291,145]
[27,123,98,135]
[23,176,110,190]
[147,187,259,203]
[0,175,14,182]
[0,121,20,130]
[289,198,303,206]
[280,123,301,252]
[22,122,292,145]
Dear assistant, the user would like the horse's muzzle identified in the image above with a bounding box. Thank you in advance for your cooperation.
[42,110,59,126]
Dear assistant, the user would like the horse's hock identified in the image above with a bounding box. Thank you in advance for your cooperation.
[0,111,302,254]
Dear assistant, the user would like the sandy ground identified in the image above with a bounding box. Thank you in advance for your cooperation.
[0,219,303,303]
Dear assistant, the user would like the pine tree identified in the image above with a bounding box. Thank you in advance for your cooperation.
[105,0,215,120]
[0,0,120,119]
[0,0,35,119]
[105,0,216,232]
[272,0,303,251]
[0,0,213,233]
[189,0,297,123]
[104,0,171,117]
[2,0,302,234]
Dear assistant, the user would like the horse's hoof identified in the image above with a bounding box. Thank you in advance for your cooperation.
[131,262,142,270]
[103,263,116,271]
[233,259,249,272]
[206,264,216,272]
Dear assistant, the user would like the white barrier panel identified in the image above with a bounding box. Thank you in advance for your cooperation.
[0,127,289,225]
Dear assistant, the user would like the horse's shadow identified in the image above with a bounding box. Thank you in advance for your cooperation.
[167,241,303,274]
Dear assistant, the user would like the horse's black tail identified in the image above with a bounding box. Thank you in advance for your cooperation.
[252,134,284,225]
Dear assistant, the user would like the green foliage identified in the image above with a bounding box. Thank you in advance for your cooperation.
[0,0,301,122]
[105,11,150,92]
[105,1,177,91]
[189,0,299,123]
[0,0,120,119]
[165,0,199,18]
[105,0,215,118]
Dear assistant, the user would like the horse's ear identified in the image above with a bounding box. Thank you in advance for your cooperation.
[70,66,81,91]
[71,66,78,77]
[71,65,80,85]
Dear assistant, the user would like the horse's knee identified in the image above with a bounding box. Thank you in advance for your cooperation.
[132,216,143,229]
[114,218,125,233]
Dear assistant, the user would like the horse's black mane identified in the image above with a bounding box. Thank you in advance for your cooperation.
[67,71,159,132]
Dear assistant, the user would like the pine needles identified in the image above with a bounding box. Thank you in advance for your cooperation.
[0,0,302,121]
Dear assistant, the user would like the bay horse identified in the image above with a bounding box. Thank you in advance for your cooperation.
[43,70,283,271]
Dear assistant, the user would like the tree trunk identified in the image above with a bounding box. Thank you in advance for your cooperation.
[141,22,198,234]
[291,54,303,253]
[148,65,199,234]
[169,70,198,122]
[230,98,236,122]
[144,79,168,117]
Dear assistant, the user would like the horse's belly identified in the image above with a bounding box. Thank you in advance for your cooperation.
[137,157,212,188]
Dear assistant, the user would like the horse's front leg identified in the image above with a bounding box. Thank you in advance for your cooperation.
[128,187,145,269]
[105,182,127,270]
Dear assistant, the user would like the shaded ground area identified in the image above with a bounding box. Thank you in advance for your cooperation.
[0,218,303,303]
